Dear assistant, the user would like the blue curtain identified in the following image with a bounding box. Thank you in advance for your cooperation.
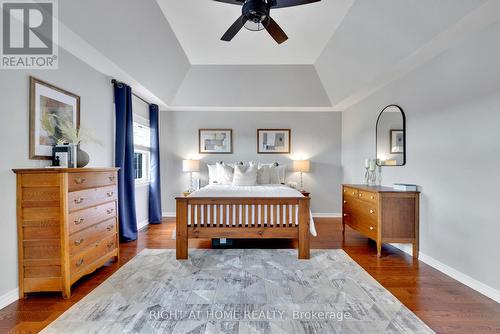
[149,104,162,224]
[114,82,138,242]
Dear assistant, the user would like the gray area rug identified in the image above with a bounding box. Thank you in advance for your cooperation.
[41,249,434,334]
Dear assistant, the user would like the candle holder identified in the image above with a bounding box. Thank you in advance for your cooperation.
[364,166,370,185]
[377,165,382,186]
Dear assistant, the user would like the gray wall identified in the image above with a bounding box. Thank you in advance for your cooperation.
[0,49,114,299]
[171,65,331,107]
[341,22,500,291]
[160,111,342,214]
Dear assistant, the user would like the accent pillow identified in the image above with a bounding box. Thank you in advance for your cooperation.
[257,165,271,184]
[217,162,234,185]
[207,164,219,184]
[266,164,285,184]
[232,164,257,186]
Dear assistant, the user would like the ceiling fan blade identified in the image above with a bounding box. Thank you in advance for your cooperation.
[264,17,288,44]
[213,0,244,5]
[221,16,248,42]
[272,0,321,9]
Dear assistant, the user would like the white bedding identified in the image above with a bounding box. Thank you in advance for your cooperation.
[188,184,317,236]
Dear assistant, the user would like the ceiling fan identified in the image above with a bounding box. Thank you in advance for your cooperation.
[215,0,321,44]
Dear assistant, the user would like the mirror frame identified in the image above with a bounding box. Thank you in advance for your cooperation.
[376,104,406,167]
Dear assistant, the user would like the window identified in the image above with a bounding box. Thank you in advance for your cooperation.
[133,120,151,185]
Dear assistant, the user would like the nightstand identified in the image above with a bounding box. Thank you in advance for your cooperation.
[300,191,310,197]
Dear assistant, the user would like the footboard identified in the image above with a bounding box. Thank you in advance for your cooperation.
[176,197,310,260]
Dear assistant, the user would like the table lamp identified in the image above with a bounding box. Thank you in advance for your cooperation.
[293,160,310,191]
[182,159,200,192]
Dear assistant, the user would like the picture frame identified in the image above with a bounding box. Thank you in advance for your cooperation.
[30,76,80,160]
[390,129,404,154]
[199,129,233,154]
[257,129,291,154]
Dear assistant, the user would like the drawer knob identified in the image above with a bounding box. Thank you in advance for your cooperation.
[74,238,84,246]
[359,194,362,197]
[370,226,374,231]
[107,208,114,214]
[343,213,348,217]
[352,192,356,195]
[74,218,85,225]
[343,200,347,204]
[76,259,84,267]
[74,177,86,184]
[107,224,114,231]
[74,197,84,204]
[106,191,114,197]
[370,210,375,214]
[107,242,114,249]
[370,196,375,200]
[108,176,115,182]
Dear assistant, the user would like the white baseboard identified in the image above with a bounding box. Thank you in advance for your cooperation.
[137,219,150,231]
[0,288,18,310]
[162,212,341,219]
[391,244,500,304]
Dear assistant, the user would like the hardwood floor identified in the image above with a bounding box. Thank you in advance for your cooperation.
[1,218,499,333]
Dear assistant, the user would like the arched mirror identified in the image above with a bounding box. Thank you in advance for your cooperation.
[376,105,406,166]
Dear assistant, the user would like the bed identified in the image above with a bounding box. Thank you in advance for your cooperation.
[175,184,315,260]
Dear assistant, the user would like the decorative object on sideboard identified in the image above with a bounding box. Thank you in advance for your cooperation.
[364,158,379,186]
[393,183,418,191]
[30,76,80,160]
[182,159,200,193]
[199,129,233,154]
[257,129,291,154]
[53,144,76,168]
[376,105,406,166]
[293,159,310,192]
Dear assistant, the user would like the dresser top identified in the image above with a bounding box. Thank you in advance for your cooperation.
[13,167,119,174]
[343,184,420,193]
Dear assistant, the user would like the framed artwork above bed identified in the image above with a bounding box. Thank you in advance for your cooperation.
[199,129,233,154]
[257,129,291,154]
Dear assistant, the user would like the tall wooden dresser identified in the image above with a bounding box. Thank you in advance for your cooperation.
[13,168,120,299]
[342,184,420,258]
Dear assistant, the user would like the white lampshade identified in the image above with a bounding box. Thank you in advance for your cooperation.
[182,159,200,173]
[293,160,310,173]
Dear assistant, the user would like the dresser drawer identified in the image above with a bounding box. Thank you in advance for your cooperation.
[357,219,378,240]
[70,233,117,276]
[343,187,358,198]
[358,190,378,204]
[68,201,116,234]
[68,185,117,212]
[69,218,117,255]
[68,172,116,192]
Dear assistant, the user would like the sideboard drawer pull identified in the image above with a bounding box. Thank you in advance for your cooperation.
[74,197,85,204]
[108,176,115,182]
[107,224,114,231]
[343,213,348,217]
[343,200,347,204]
[370,209,375,214]
[106,191,114,197]
[107,242,115,249]
[370,196,375,200]
[369,226,374,231]
[74,177,86,185]
[74,238,84,246]
[76,259,84,267]
[107,208,114,214]
[74,218,85,225]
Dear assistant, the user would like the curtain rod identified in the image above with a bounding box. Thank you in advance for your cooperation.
[111,79,151,106]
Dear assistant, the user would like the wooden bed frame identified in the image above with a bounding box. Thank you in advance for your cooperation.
[175,196,311,260]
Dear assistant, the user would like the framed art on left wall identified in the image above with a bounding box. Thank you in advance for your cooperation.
[29,77,80,160]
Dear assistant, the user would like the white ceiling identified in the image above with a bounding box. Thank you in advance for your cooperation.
[156,0,354,65]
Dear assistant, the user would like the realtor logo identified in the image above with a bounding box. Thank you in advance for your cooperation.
[1,0,58,69]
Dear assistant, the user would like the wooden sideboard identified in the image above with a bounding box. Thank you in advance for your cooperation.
[13,168,120,299]
[342,184,420,258]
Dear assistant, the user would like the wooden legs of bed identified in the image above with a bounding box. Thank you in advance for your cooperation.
[175,197,311,260]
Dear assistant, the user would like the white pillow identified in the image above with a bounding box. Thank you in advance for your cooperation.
[232,165,257,186]
[257,165,270,184]
[217,162,234,185]
[268,165,286,184]
[207,164,219,184]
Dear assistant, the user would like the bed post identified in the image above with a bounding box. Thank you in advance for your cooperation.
[176,198,188,260]
[298,197,310,259]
